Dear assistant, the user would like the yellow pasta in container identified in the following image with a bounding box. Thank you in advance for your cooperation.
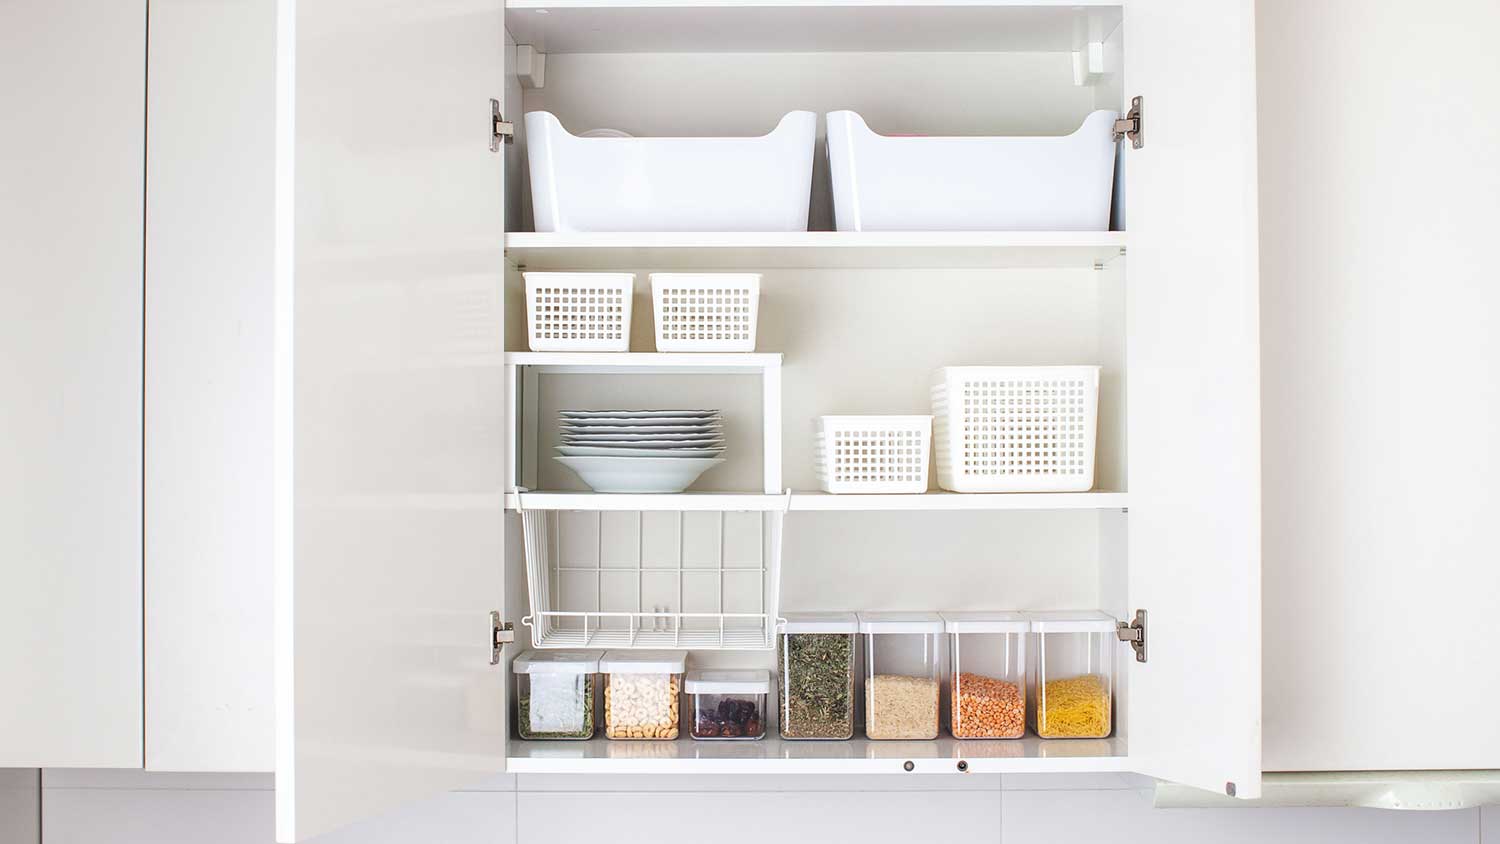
[1030,612,1117,739]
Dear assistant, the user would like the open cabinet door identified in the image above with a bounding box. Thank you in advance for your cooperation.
[274,1,510,840]
[1123,0,1262,797]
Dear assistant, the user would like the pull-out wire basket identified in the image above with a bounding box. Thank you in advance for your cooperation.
[521,508,784,650]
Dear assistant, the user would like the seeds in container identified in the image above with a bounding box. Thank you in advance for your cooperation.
[865,674,940,740]
[950,671,1024,739]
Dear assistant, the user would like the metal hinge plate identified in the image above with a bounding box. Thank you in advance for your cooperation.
[1113,95,1143,149]
[1116,609,1147,663]
[491,98,514,152]
[490,610,515,665]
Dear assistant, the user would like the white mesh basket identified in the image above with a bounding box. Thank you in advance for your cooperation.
[932,366,1100,493]
[524,272,634,351]
[650,273,760,352]
[814,415,932,494]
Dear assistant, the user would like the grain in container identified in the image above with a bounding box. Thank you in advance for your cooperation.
[777,612,858,740]
[942,612,1028,739]
[600,650,685,740]
[686,669,770,741]
[859,612,943,740]
[513,649,603,740]
[1029,611,1116,739]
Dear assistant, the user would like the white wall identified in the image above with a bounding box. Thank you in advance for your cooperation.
[35,770,1496,844]
[1257,0,1500,771]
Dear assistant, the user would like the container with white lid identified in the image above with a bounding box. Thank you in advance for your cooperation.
[941,613,1028,739]
[777,612,858,740]
[685,669,771,741]
[512,649,603,740]
[600,650,686,740]
[1028,611,1116,739]
[859,612,943,740]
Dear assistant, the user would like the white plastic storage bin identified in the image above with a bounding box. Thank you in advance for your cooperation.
[512,649,603,741]
[942,612,1028,740]
[932,366,1100,493]
[685,670,769,741]
[600,650,685,740]
[650,273,760,352]
[525,111,817,233]
[825,110,1119,232]
[777,612,858,740]
[859,612,943,741]
[523,272,634,352]
[814,415,932,494]
[1029,611,1116,740]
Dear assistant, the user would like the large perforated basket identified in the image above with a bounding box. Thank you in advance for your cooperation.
[650,273,760,352]
[814,415,932,494]
[932,366,1100,493]
[524,272,634,351]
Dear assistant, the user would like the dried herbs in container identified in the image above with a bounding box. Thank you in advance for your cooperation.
[513,649,603,741]
[776,613,858,740]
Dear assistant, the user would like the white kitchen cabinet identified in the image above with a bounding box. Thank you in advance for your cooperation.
[274,1,1261,841]
[144,0,278,774]
[0,0,145,770]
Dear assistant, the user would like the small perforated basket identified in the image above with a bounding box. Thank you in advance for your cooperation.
[932,366,1100,493]
[524,272,634,351]
[650,273,760,352]
[814,415,932,494]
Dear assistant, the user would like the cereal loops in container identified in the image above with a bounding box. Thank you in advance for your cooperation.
[600,650,685,740]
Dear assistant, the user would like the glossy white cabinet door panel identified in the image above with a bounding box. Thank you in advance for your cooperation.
[273,0,510,840]
[1258,0,1500,772]
[0,0,145,769]
[145,0,277,774]
[1123,0,1262,797]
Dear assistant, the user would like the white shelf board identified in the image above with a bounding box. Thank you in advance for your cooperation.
[507,736,1130,775]
[505,3,1123,54]
[507,491,787,511]
[506,490,1125,512]
[506,351,782,374]
[505,231,1127,271]
[790,490,1128,510]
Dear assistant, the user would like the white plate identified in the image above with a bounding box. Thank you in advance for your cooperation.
[560,409,719,419]
[561,424,722,435]
[554,456,725,494]
[561,417,722,427]
[557,445,725,458]
[562,433,725,442]
[560,438,726,449]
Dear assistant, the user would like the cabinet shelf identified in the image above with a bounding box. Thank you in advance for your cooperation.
[505,3,1122,54]
[506,351,781,374]
[506,490,1127,512]
[505,232,1127,271]
[506,736,1131,775]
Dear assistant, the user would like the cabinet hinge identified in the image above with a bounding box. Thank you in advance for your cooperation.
[491,98,514,152]
[1116,609,1147,663]
[1113,95,1143,149]
[490,610,515,665]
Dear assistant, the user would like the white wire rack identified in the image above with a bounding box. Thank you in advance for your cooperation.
[520,506,785,650]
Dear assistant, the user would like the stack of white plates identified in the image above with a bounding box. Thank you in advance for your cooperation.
[554,410,725,494]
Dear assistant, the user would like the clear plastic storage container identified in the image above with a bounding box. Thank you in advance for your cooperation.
[859,612,943,740]
[685,669,770,741]
[600,650,686,740]
[942,612,1029,739]
[513,649,603,740]
[1030,612,1116,739]
[777,612,858,740]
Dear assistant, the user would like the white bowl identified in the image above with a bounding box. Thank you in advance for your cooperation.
[554,456,725,494]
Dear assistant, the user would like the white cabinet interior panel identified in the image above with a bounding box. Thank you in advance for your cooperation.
[1257,0,1500,772]
[145,0,277,774]
[0,0,145,769]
